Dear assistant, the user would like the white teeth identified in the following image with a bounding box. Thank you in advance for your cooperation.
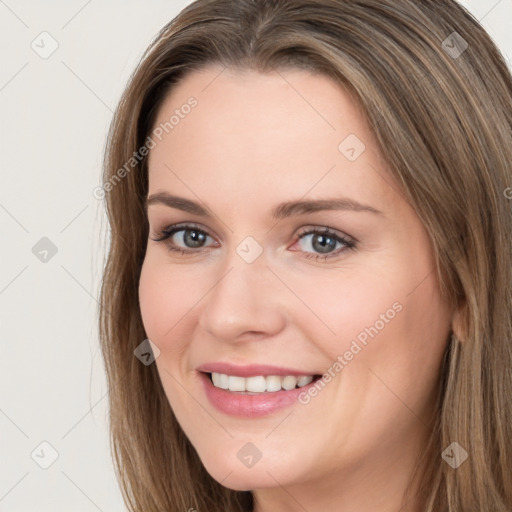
[228,375,246,392]
[282,376,297,390]
[246,376,267,392]
[218,373,229,389]
[265,375,282,392]
[210,372,315,392]
[297,375,314,387]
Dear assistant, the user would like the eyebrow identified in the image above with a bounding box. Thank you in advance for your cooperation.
[145,192,384,220]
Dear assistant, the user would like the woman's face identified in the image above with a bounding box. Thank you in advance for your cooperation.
[139,65,456,498]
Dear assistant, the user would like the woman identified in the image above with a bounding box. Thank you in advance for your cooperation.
[98,1,512,510]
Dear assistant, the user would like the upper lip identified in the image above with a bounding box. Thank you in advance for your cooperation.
[196,362,319,377]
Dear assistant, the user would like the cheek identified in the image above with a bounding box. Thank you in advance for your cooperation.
[283,265,402,359]
[309,259,450,398]
[138,257,216,371]
[138,259,190,345]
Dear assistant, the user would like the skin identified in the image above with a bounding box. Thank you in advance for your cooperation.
[138,65,463,512]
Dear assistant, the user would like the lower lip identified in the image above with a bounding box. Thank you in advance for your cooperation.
[199,372,319,418]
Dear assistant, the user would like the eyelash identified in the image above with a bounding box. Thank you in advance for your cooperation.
[150,223,357,261]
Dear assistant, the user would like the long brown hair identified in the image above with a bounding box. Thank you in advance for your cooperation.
[98,1,512,510]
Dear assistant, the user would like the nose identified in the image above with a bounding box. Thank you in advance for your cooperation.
[197,248,287,343]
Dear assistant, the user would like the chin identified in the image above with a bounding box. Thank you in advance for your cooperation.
[207,467,278,491]
[198,449,305,491]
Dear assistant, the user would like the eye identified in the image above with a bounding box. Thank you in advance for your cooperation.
[150,223,217,255]
[292,227,357,261]
[150,223,357,261]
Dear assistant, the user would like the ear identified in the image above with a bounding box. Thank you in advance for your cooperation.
[451,300,468,343]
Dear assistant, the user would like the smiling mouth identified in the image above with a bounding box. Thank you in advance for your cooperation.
[205,372,322,393]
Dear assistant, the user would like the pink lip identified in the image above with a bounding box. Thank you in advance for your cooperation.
[196,366,321,418]
[196,362,316,377]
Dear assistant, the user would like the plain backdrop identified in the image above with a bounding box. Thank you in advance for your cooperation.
[0,1,511,510]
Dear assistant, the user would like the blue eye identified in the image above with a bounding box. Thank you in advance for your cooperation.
[294,227,356,261]
[151,223,357,261]
[151,223,215,255]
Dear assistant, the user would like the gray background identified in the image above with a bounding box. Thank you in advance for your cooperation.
[0,1,511,510]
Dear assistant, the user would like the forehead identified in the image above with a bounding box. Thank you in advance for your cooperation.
[146,65,400,217]
[149,65,367,159]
